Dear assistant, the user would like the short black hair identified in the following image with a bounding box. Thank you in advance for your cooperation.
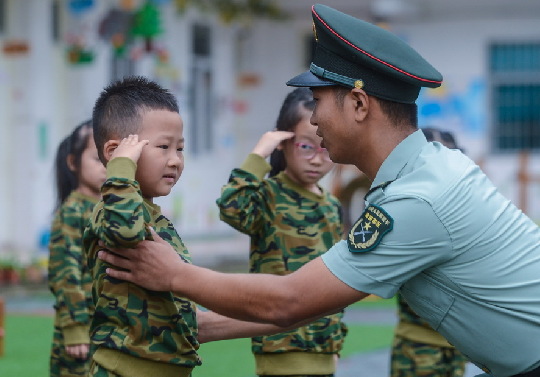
[333,86,417,130]
[376,96,418,131]
[92,76,179,163]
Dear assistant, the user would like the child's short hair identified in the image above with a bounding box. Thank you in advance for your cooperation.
[92,76,179,163]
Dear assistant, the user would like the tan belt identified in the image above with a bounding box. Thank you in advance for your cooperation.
[93,347,193,377]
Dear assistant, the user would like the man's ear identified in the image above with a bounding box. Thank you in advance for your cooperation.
[103,140,120,163]
[350,88,369,122]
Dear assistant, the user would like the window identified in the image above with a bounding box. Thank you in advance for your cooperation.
[189,24,213,156]
[490,43,540,151]
[0,0,6,35]
[51,0,60,42]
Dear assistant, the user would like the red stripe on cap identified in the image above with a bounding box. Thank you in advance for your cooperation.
[312,5,442,85]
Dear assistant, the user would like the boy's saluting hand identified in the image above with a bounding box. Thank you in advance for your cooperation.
[111,134,149,163]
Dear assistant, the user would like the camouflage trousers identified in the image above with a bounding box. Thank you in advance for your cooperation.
[50,325,91,377]
[390,336,467,377]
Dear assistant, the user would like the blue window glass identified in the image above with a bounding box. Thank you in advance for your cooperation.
[490,43,540,151]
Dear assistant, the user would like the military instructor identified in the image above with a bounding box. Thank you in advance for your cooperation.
[97,5,540,377]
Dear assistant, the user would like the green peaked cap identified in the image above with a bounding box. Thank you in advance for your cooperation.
[287,4,443,104]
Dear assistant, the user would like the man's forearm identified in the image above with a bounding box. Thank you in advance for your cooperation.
[174,258,366,327]
[177,264,300,326]
[197,310,291,343]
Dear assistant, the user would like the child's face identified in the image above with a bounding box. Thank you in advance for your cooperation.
[135,109,184,199]
[282,111,334,192]
[78,136,106,197]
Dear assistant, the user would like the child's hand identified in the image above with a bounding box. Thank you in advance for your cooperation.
[252,131,295,159]
[112,134,149,163]
[66,343,89,360]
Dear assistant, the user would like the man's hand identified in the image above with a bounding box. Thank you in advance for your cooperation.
[111,134,149,163]
[98,227,183,291]
[66,343,89,360]
[252,131,295,158]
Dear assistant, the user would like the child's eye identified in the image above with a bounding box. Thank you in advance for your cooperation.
[177,147,184,152]
[300,143,314,151]
[158,145,169,149]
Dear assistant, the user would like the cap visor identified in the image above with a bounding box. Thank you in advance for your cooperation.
[286,71,336,87]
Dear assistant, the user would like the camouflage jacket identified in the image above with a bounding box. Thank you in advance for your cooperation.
[217,153,348,355]
[83,157,200,369]
[48,191,97,345]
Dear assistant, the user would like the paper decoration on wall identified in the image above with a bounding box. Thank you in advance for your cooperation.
[38,121,48,160]
[237,73,261,88]
[99,8,134,57]
[119,0,137,10]
[66,42,94,64]
[175,0,287,24]
[99,1,170,58]
[2,40,30,55]
[132,1,163,51]
[68,0,95,15]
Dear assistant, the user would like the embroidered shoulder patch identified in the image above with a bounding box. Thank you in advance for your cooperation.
[348,205,394,253]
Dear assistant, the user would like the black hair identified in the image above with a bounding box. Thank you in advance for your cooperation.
[54,120,93,210]
[269,87,315,177]
[92,76,179,164]
[375,97,418,130]
[333,85,418,130]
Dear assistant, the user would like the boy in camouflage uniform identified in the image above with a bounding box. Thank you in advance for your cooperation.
[217,88,347,377]
[391,294,467,377]
[83,76,200,377]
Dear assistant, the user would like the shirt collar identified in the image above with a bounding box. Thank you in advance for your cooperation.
[371,129,428,189]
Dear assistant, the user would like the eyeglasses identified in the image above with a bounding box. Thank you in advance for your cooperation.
[294,142,331,161]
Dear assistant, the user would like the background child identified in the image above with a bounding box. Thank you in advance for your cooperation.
[390,127,468,377]
[48,120,106,377]
[82,76,200,377]
[216,87,348,377]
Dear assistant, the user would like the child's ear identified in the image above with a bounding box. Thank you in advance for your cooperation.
[103,140,120,163]
[66,154,76,172]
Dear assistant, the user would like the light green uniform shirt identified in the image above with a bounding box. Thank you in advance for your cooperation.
[322,130,540,377]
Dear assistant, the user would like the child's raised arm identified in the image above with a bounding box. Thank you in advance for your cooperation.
[217,131,294,234]
[93,135,151,248]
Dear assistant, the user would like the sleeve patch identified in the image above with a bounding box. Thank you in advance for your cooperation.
[348,204,393,253]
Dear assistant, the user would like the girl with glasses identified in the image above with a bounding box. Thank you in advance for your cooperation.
[216,87,348,377]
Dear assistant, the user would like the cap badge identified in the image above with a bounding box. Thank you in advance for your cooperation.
[312,21,318,42]
[348,205,393,252]
[354,80,364,89]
